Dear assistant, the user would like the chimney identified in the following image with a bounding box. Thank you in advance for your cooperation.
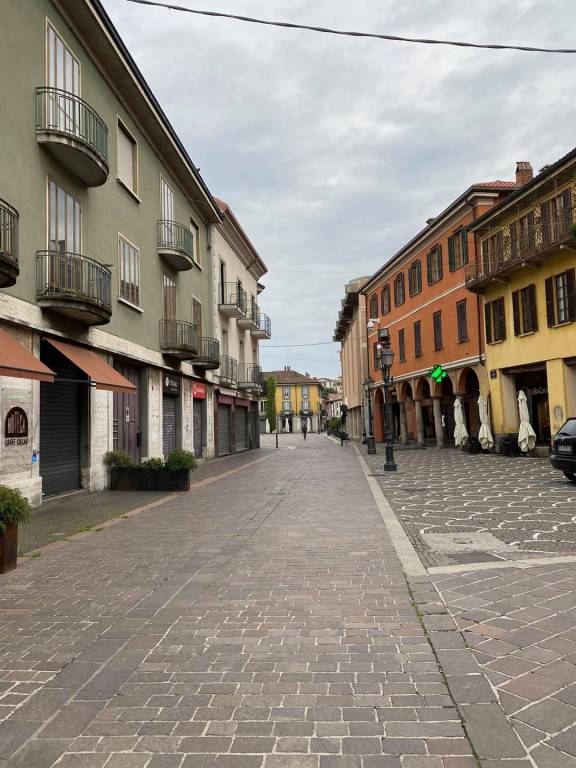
[516,161,533,187]
[426,217,436,226]
[284,365,290,371]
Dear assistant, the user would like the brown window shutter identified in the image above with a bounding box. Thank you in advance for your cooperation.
[426,251,432,284]
[512,290,521,336]
[509,222,517,260]
[562,188,572,231]
[540,202,550,245]
[437,246,443,280]
[497,297,506,341]
[545,276,555,327]
[460,229,468,265]
[527,211,535,250]
[528,284,538,332]
[484,302,493,344]
[567,268,576,321]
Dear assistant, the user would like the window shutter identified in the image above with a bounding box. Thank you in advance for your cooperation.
[484,302,493,344]
[509,222,517,260]
[512,290,521,336]
[540,202,550,245]
[437,246,443,280]
[527,211,535,250]
[461,229,468,265]
[448,236,456,271]
[528,284,538,332]
[545,276,555,327]
[497,297,506,341]
[567,268,576,321]
[426,251,432,284]
[562,188,572,231]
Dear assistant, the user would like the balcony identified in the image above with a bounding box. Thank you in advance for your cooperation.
[36,87,109,187]
[238,364,264,393]
[194,337,220,370]
[219,355,238,385]
[36,251,112,325]
[0,199,19,288]
[157,220,195,271]
[252,310,271,339]
[466,207,576,291]
[219,283,247,318]
[160,319,198,360]
[238,301,259,331]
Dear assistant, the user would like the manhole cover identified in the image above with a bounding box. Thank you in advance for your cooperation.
[422,531,515,554]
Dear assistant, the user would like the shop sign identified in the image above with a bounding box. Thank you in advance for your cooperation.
[192,381,206,399]
[218,394,234,406]
[4,407,29,447]
[523,386,548,397]
[236,398,250,408]
[163,373,180,396]
[490,370,498,380]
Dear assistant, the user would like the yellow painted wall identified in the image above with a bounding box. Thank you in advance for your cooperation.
[275,383,322,413]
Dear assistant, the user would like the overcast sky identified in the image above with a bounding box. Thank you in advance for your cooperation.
[103,0,576,377]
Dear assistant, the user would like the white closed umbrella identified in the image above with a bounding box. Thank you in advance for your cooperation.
[284,417,289,433]
[453,397,469,447]
[518,390,537,453]
[478,396,494,450]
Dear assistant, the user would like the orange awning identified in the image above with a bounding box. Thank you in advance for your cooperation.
[46,339,136,393]
[0,328,55,382]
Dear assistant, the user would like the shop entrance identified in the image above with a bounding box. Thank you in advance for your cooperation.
[514,366,550,444]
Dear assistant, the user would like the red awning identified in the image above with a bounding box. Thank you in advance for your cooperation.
[46,339,136,393]
[0,328,55,382]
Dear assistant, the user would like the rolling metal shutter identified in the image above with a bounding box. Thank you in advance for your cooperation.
[162,396,177,458]
[193,401,203,458]
[235,407,248,451]
[217,404,231,456]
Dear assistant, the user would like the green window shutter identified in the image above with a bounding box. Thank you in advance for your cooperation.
[460,229,468,265]
[448,236,456,271]
[497,297,506,341]
[484,302,493,344]
[545,276,555,327]
[512,290,521,336]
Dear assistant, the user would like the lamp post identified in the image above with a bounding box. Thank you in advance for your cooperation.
[379,344,398,472]
[363,377,376,454]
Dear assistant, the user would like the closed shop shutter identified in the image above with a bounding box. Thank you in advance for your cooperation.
[40,347,81,498]
[235,407,248,451]
[193,401,203,458]
[217,404,231,456]
[162,396,177,458]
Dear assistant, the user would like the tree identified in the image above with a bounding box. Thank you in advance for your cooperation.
[265,376,277,433]
[321,386,337,399]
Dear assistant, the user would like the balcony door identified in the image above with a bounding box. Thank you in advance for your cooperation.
[44,179,82,296]
[46,23,80,135]
[160,178,175,247]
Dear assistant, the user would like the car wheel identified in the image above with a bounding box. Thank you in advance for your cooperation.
[562,471,576,483]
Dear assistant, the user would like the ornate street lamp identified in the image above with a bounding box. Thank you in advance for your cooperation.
[363,377,376,454]
[379,342,398,472]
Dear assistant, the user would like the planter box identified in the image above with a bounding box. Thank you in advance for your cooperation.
[0,524,18,574]
[109,467,191,492]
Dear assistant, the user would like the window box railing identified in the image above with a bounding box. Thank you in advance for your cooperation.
[0,199,19,287]
[219,355,238,384]
[238,364,264,391]
[160,319,198,358]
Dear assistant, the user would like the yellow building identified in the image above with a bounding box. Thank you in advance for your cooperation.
[262,367,323,433]
[467,153,576,450]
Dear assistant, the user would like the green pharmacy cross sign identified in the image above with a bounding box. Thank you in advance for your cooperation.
[430,365,448,383]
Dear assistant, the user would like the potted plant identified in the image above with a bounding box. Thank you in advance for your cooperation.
[105,450,196,492]
[0,485,32,574]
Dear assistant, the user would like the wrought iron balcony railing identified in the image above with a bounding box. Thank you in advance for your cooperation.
[194,337,220,369]
[238,364,264,390]
[219,355,238,383]
[0,199,19,287]
[157,220,194,257]
[219,282,247,314]
[253,309,272,338]
[160,319,198,358]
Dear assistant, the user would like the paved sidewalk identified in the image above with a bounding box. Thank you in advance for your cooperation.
[0,433,520,767]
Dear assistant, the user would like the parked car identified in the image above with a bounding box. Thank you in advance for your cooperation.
[550,418,576,481]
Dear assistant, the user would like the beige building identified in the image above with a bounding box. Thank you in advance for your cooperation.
[333,278,369,440]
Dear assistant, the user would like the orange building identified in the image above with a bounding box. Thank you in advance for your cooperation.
[361,168,530,446]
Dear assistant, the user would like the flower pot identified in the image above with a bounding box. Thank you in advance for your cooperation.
[0,524,18,574]
[109,467,191,492]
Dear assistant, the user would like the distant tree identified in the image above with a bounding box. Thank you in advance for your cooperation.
[265,376,277,433]
[321,386,337,398]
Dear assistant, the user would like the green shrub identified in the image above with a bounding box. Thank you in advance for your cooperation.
[103,450,134,468]
[0,485,32,533]
[165,449,196,472]
[142,457,165,471]
[328,417,342,430]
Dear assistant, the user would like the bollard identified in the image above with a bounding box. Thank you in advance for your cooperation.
[275,433,278,449]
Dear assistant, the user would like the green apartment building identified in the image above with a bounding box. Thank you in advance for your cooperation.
[0,0,269,504]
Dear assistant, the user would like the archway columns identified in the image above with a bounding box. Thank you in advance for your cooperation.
[414,399,425,446]
[433,397,444,448]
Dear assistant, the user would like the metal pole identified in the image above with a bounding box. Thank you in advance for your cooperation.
[383,375,397,471]
[275,432,278,449]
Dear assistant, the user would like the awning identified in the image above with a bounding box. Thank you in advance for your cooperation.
[0,328,55,382]
[46,339,136,393]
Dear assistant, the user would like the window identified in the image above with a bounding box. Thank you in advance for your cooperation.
[283,400,291,412]
[117,121,137,194]
[239,341,245,370]
[512,285,537,335]
[408,260,422,296]
[160,177,175,221]
[485,297,506,343]
[302,400,311,412]
[190,219,200,265]
[433,311,443,351]
[192,297,202,337]
[162,274,176,320]
[394,274,405,306]
[381,285,391,315]
[118,235,140,306]
[510,213,535,259]
[448,229,468,271]
[370,294,378,319]
[48,179,81,252]
[47,23,80,93]
[219,260,226,303]
[302,386,310,398]
[546,269,576,326]
[414,320,422,358]
[541,189,573,245]
[456,299,468,342]
[283,386,290,399]
[373,342,379,368]
[398,329,406,362]
[482,231,505,273]
[427,246,443,284]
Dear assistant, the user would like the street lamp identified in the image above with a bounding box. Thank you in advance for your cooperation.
[379,340,398,472]
[363,377,376,454]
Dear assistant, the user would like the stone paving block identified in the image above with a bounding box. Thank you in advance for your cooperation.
[459,703,526,759]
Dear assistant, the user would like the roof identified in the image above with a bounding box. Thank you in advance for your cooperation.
[361,180,517,294]
[262,370,322,386]
[215,197,268,277]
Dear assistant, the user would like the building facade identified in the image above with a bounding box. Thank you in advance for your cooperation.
[263,368,323,433]
[210,199,270,457]
[467,151,576,449]
[333,278,369,440]
[360,174,523,447]
[0,0,268,505]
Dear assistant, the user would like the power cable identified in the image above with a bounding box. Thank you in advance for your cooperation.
[266,341,339,348]
[126,0,576,55]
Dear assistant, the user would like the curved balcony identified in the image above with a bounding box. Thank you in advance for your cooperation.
[238,364,264,393]
[219,355,238,386]
[0,199,19,288]
[36,251,112,325]
[252,310,271,339]
[36,88,109,187]
[157,220,195,271]
[160,319,198,360]
[194,337,220,370]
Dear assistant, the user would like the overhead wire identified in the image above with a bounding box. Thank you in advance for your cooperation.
[125,0,576,55]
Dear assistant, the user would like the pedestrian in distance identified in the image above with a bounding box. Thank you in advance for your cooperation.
[302,421,308,440]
